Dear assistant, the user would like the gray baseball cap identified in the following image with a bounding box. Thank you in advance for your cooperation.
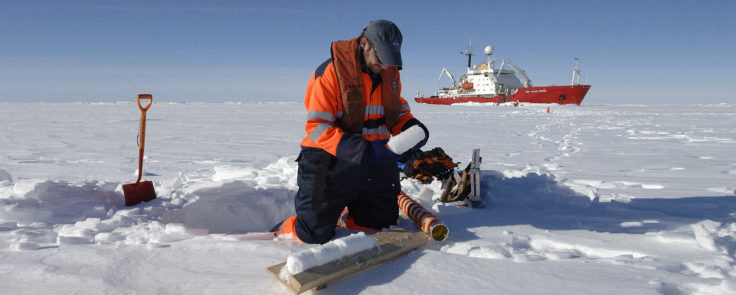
[363,20,402,67]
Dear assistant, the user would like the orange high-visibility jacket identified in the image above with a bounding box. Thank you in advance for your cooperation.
[300,39,415,163]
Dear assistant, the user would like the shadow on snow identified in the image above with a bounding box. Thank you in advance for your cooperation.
[442,170,736,243]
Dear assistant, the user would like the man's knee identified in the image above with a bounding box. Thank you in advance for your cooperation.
[295,224,335,244]
[293,206,343,244]
[351,206,398,229]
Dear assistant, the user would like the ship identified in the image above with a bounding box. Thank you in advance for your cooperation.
[414,41,591,105]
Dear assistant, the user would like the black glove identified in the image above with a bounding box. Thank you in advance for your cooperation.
[365,139,400,165]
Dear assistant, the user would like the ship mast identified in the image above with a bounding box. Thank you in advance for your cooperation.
[463,39,472,72]
[571,58,581,85]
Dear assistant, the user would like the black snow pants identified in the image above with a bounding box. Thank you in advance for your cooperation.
[293,146,400,244]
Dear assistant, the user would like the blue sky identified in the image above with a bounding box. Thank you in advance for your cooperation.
[1,0,734,104]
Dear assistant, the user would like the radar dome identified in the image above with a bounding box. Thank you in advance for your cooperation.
[484,45,494,55]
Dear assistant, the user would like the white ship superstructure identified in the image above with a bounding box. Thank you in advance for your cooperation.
[417,40,591,106]
[436,42,530,98]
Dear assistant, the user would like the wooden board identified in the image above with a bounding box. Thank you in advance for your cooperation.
[266,229,428,294]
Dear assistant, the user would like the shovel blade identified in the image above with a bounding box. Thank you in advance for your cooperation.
[123,181,156,206]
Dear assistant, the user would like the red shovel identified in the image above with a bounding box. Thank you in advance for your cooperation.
[123,94,157,206]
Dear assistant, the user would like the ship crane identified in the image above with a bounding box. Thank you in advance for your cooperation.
[497,59,532,88]
[438,67,456,88]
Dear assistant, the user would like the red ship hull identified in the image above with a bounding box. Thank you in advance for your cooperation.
[415,85,591,105]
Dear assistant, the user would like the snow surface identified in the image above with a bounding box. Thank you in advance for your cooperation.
[1,101,736,294]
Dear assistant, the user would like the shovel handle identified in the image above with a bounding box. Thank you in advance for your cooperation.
[135,94,152,184]
[137,94,153,112]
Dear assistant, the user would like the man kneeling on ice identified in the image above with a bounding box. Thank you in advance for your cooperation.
[271,20,429,244]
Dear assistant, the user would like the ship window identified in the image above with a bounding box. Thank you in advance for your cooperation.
[559,94,566,100]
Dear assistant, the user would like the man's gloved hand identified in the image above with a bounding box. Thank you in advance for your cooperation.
[366,139,400,165]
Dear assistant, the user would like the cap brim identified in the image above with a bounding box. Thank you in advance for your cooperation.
[374,43,402,67]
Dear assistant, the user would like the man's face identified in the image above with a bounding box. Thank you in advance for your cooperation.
[363,40,389,74]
